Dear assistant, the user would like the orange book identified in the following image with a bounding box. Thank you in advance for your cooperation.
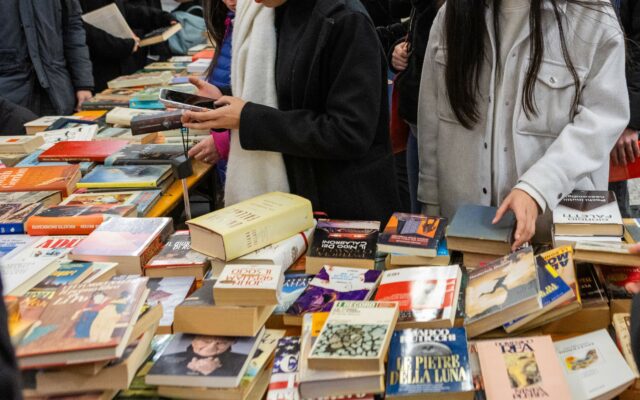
[0,165,81,197]
[73,110,108,120]
[191,49,214,61]
[25,204,137,236]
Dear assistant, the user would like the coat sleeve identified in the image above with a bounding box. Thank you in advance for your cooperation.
[238,12,384,160]
[62,0,95,90]
[83,23,136,61]
[416,10,444,215]
[124,3,174,32]
[517,30,630,209]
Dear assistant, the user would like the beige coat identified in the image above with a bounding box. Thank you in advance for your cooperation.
[418,1,629,219]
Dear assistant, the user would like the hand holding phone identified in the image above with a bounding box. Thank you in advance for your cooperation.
[159,89,218,112]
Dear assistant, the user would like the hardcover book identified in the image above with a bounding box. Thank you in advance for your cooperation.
[105,107,162,126]
[0,191,61,208]
[38,140,129,162]
[0,203,43,234]
[146,328,264,388]
[78,165,172,190]
[573,241,640,266]
[286,266,382,322]
[24,116,65,135]
[306,219,380,273]
[130,110,184,135]
[553,190,623,236]
[477,336,572,400]
[554,329,636,400]
[0,165,81,197]
[464,247,541,337]
[378,213,447,257]
[595,265,640,300]
[61,190,162,217]
[107,72,173,89]
[104,144,186,166]
[275,273,314,315]
[624,218,640,244]
[266,337,301,400]
[16,278,149,369]
[387,239,451,267]
[308,300,399,371]
[0,135,45,153]
[139,23,182,47]
[25,204,137,236]
[145,230,209,279]
[146,276,195,334]
[15,150,95,176]
[374,265,462,328]
[214,264,284,306]
[386,328,474,399]
[35,125,98,144]
[446,204,515,255]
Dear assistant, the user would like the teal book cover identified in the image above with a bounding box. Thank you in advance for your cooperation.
[447,204,515,242]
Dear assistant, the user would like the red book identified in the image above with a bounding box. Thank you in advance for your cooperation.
[0,165,81,197]
[38,140,129,163]
[609,140,640,182]
[191,49,214,61]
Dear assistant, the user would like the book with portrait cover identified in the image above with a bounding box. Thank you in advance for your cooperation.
[104,144,186,166]
[266,336,301,400]
[146,328,264,388]
[16,277,149,369]
[464,247,541,338]
[385,328,473,399]
[78,165,172,190]
[477,336,572,400]
[38,140,129,163]
[553,190,623,237]
[25,204,137,236]
[144,231,210,279]
[374,266,462,329]
[305,219,380,273]
[214,264,284,306]
[378,213,447,257]
[0,165,81,197]
[0,203,43,235]
[61,190,162,217]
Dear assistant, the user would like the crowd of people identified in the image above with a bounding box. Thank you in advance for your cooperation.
[0,0,639,397]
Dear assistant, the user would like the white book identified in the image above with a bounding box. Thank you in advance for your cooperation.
[553,190,623,236]
[214,264,284,306]
[35,125,98,144]
[82,3,135,40]
[0,235,36,260]
[554,329,636,400]
[187,59,211,74]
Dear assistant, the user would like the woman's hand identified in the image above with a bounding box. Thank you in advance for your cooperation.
[181,96,246,131]
[188,76,223,99]
[611,128,640,166]
[188,135,220,165]
[493,189,540,251]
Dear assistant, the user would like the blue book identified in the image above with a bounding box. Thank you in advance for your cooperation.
[16,150,94,175]
[386,327,474,398]
[276,273,313,314]
[447,204,515,253]
[129,99,166,110]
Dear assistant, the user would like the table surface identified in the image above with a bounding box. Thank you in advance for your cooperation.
[146,159,212,218]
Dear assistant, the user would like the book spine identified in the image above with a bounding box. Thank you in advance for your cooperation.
[25,215,106,236]
[0,222,25,235]
[139,234,165,268]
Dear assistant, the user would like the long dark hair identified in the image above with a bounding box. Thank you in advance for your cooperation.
[203,0,231,77]
[444,0,615,130]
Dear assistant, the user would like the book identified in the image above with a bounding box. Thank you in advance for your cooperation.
[139,23,182,47]
[0,203,43,234]
[129,110,184,135]
[378,213,447,257]
[266,337,301,400]
[305,219,380,274]
[308,300,399,371]
[82,3,135,40]
[0,234,35,259]
[35,125,98,144]
[187,192,314,261]
[173,280,275,337]
[143,61,189,72]
[104,144,186,166]
[477,336,572,399]
[374,266,462,329]
[624,218,640,244]
[595,265,640,300]
[187,58,211,74]
[45,117,99,132]
[576,263,607,306]
[145,328,264,388]
[275,273,313,315]
[612,313,640,390]
[107,72,173,90]
[1,236,84,296]
[214,264,284,306]
[553,190,623,236]
[144,230,210,279]
[105,107,163,127]
[386,328,473,399]
[96,128,158,145]
[554,329,636,400]
[15,150,95,176]
[573,241,640,266]
[468,343,485,400]
[146,276,195,334]
[77,165,172,190]
[387,239,451,267]
[0,165,81,197]
[446,204,515,255]
[61,190,161,217]
[0,153,28,167]
[16,278,149,369]
[464,247,541,338]
[285,266,382,325]
[0,135,45,153]
[553,234,622,248]
[0,191,61,208]
[69,217,173,274]
[25,204,137,236]
[38,140,129,163]
[503,251,573,333]
[24,116,65,135]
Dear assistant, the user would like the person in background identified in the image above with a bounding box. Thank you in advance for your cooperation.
[0,0,94,116]
[0,98,38,135]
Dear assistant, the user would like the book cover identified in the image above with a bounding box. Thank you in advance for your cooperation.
[286,266,382,315]
[145,230,208,268]
[276,274,313,314]
[553,190,622,226]
[107,72,173,89]
[17,278,148,359]
[38,140,128,162]
[232,224,314,269]
[78,165,172,189]
[477,336,572,399]
[378,213,447,256]
[26,204,136,235]
[266,337,301,400]
[15,150,94,174]
[0,191,60,206]
[105,107,162,126]
[0,203,42,234]
[104,144,186,166]
[447,204,515,242]
[308,219,380,261]
[464,248,540,333]
[35,125,98,144]
[0,135,44,153]
[215,264,283,294]
[624,218,640,244]
[612,313,639,379]
[374,266,460,326]
[577,263,607,305]
[146,276,195,330]
[0,235,35,259]
[61,190,162,216]
[595,265,640,300]
[0,165,80,196]
[468,343,485,400]
[386,328,473,397]
[554,329,636,400]
[539,246,579,305]
[243,329,286,385]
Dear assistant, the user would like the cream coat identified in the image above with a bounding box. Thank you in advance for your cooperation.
[418,1,629,219]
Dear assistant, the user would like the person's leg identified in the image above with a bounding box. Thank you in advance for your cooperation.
[609,180,631,218]
[407,124,421,213]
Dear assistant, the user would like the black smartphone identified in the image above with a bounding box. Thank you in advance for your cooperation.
[159,89,218,112]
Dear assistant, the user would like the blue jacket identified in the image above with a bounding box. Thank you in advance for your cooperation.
[0,0,94,115]
[209,12,233,90]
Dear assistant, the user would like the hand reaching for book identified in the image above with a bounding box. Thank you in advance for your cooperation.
[493,189,539,251]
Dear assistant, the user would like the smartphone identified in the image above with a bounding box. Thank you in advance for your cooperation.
[159,89,218,112]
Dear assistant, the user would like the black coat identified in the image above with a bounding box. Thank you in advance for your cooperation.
[0,277,20,400]
[239,0,400,223]
[621,0,640,129]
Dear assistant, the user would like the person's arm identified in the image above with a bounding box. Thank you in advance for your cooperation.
[515,26,629,210]
[61,0,94,92]
[124,3,175,32]
[83,23,137,61]
[238,12,383,160]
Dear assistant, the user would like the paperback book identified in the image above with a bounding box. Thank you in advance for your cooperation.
[0,165,81,197]
[78,165,172,190]
[61,190,162,217]
[266,337,301,400]
[146,276,195,334]
[0,235,35,259]
[378,213,447,257]
[25,204,137,236]
[553,190,623,237]
[0,135,45,153]
[38,140,129,162]
[104,144,186,166]
[275,273,314,315]
[0,191,61,208]
[595,265,640,300]
[145,230,209,279]
[35,125,98,144]
[387,239,451,267]
[612,313,640,386]
[15,150,95,176]
[214,264,284,306]
[0,203,43,234]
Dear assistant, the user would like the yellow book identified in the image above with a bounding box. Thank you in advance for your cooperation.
[76,165,172,190]
[187,192,314,261]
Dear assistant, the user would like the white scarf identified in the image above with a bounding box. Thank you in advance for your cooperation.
[225,0,290,206]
